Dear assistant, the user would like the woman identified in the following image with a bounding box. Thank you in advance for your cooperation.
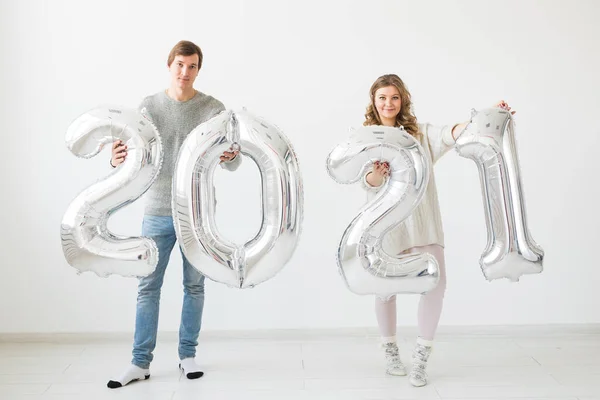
[362,74,513,387]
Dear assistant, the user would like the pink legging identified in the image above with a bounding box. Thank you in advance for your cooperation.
[375,244,447,341]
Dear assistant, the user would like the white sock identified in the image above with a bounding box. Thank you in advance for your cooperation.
[416,337,433,347]
[381,336,397,344]
[107,364,150,389]
[179,357,204,379]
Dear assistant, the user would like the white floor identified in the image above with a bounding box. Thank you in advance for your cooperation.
[1,326,600,400]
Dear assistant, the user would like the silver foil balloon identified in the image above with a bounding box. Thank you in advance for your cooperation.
[172,109,303,289]
[455,108,544,282]
[327,126,440,298]
[61,106,163,278]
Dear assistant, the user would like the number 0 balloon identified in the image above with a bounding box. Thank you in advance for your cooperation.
[173,109,303,289]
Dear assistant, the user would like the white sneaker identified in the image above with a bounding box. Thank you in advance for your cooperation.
[409,337,433,387]
[382,342,407,376]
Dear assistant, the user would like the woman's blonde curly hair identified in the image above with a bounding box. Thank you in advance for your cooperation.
[364,74,420,138]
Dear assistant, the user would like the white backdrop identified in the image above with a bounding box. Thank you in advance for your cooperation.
[1,0,598,333]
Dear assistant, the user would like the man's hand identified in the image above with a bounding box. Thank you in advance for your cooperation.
[219,148,239,163]
[111,140,127,167]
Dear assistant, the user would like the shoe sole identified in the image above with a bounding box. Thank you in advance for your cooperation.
[409,377,427,387]
[386,370,407,376]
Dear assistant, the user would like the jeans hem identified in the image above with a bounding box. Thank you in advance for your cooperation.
[131,360,151,370]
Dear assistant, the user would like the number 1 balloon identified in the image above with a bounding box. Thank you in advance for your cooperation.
[455,108,544,282]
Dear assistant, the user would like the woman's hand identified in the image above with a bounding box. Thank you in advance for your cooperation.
[365,161,390,187]
[495,100,516,115]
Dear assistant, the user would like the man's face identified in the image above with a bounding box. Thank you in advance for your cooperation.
[168,54,200,90]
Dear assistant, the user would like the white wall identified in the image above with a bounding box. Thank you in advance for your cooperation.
[1,0,598,333]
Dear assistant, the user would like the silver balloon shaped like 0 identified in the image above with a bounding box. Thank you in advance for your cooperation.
[455,108,544,282]
[172,109,303,289]
[61,106,163,278]
[327,126,440,299]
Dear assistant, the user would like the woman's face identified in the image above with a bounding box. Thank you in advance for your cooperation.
[374,85,401,124]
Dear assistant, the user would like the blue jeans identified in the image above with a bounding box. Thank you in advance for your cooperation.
[132,215,205,369]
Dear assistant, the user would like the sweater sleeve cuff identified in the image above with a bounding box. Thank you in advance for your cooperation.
[443,124,458,146]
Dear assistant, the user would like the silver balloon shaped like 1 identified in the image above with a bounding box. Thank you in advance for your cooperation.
[61,106,163,278]
[172,109,303,289]
[327,126,440,299]
[455,108,544,282]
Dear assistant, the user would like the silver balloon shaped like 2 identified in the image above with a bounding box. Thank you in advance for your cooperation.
[172,109,303,289]
[455,108,544,282]
[327,126,440,299]
[61,106,163,278]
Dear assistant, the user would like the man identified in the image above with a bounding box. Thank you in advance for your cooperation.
[107,40,240,389]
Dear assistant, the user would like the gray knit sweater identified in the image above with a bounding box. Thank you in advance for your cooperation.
[139,90,240,216]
